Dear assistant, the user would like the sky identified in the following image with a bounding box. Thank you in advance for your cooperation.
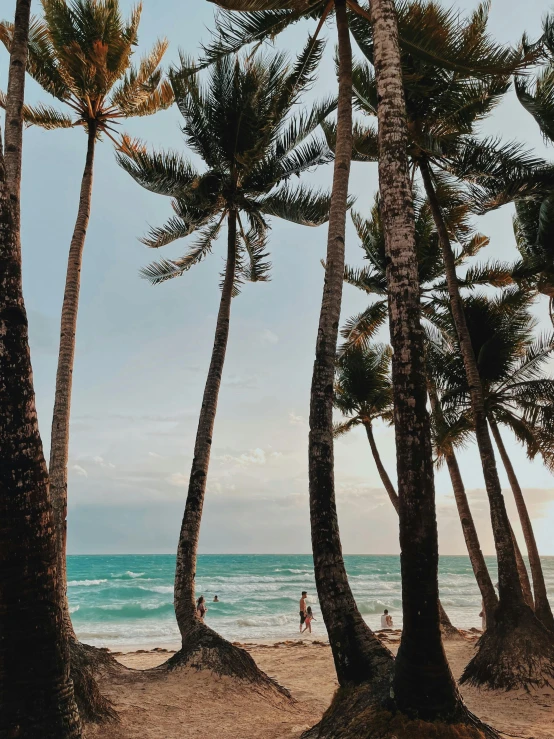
[5,0,554,555]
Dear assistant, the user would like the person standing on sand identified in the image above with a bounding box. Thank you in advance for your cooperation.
[302,606,316,634]
[299,591,308,633]
[196,596,208,620]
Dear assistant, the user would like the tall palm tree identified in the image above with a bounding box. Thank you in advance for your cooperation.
[119,48,332,676]
[333,343,496,632]
[0,0,173,641]
[345,0,554,690]
[432,291,554,633]
[0,2,81,734]
[205,0,397,687]
[310,2,495,735]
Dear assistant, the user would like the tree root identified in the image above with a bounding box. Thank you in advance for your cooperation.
[301,684,499,739]
[440,609,465,642]
[157,622,292,701]
[460,606,554,691]
[69,640,118,724]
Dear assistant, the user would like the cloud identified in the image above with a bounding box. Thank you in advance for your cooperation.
[92,455,116,469]
[71,464,88,478]
[167,472,189,487]
[289,412,305,426]
[148,452,164,459]
[220,448,267,467]
[260,329,279,345]
[223,374,258,389]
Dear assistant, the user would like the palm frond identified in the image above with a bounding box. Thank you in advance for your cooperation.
[116,143,200,198]
[257,183,331,226]
[0,92,74,129]
[339,302,388,354]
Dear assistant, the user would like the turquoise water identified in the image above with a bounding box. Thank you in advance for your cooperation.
[68,554,554,647]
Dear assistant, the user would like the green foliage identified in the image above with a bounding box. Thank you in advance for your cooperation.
[340,187,508,353]
[428,290,554,469]
[119,48,331,286]
[333,344,393,433]
[0,0,173,140]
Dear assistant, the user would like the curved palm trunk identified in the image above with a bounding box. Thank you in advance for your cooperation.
[308,0,393,688]
[363,420,460,636]
[490,420,554,631]
[427,383,498,625]
[49,123,97,638]
[372,0,462,720]
[363,421,398,512]
[0,131,81,736]
[509,520,534,610]
[420,158,527,613]
[174,211,237,636]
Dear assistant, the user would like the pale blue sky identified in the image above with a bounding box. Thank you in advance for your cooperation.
[6,0,554,554]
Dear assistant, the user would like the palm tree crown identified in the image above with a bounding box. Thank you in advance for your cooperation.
[333,343,393,432]
[118,46,332,285]
[340,184,510,353]
[0,0,173,142]
[430,289,554,465]
[345,0,541,197]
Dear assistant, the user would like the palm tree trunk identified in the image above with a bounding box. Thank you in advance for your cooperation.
[3,0,31,220]
[308,0,393,688]
[371,0,462,720]
[0,127,82,737]
[427,381,498,626]
[509,519,534,610]
[363,421,398,513]
[363,420,460,637]
[419,158,527,613]
[49,122,97,639]
[490,420,554,631]
[174,210,237,637]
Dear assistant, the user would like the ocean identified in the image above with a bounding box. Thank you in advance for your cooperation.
[68,554,554,648]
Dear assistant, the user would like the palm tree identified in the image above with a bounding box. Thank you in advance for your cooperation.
[333,342,496,633]
[432,291,554,633]
[344,0,554,690]
[310,2,496,734]
[0,0,173,642]
[119,48,332,677]
[204,0,399,687]
[333,344,397,509]
[0,2,81,734]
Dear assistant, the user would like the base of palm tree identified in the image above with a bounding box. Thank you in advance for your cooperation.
[158,621,292,700]
[460,604,554,690]
[301,683,499,739]
[440,607,465,641]
[69,640,119,723]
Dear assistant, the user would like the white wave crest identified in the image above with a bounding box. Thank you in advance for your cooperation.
[68,579,107,587]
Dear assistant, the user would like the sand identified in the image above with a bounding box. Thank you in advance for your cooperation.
[83,632,554,739]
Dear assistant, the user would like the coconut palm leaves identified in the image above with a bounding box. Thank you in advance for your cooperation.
[431,290,554,460]
[333,343,393,431]
[118,48,331,285]
[0,1,173,143]
[340,186,511,353]
[346,0,545,209]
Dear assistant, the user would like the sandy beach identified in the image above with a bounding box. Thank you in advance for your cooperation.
[83,631,554,739]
